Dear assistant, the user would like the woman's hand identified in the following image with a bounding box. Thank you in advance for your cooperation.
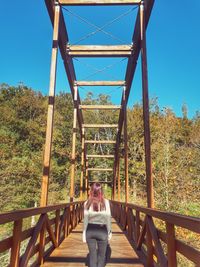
[108,231,112,241]
[83,230,86,243]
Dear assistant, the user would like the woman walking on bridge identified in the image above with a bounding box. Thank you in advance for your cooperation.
[83,182,112,267]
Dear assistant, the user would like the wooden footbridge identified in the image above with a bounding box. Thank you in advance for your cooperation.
[0,0,200,266]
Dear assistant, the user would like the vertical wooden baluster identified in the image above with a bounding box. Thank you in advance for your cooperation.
[10,219,22,267]
[64,208,68,238]
[166,222,177,267]
[55,210,60,244]
[146,217,154,267]
[38,220,46,265]
[112,159,117,200]
[127,208,132,240]
[136,211,140,243]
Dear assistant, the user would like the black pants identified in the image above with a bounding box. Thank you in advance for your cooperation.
[86,224,108,267]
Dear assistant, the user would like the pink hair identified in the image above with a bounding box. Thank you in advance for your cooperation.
[86,182,105,211]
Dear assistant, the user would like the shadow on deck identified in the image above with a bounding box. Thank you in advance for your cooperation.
[42,219,145,267]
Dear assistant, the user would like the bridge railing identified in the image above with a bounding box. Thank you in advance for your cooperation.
[0,201,84,267]
[110,200,200,267]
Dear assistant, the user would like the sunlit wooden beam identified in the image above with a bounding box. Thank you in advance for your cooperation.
[59,0,141,6]
[83,124,118,128]
[79,105,121,110]
[85,140,116,144]
[87,155,114,158]
[75,81,125,86]
[67,45,133,57]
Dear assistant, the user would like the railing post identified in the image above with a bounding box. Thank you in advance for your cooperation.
[38,221,46,265]
[70,85,78,202]
[140,0,154,209]
[40,2,60,207]
[117,156,121,201]
[136,210,140,242]
[166,222,177,267]
[66,206,71,235]
[112,160,117,200]
[64,208,68,237]
[146,219,154,267]
[10,219,22,267]
[55,209,60,244]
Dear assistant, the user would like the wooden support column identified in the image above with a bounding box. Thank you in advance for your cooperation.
[123,87,129,203]
[70,85,78,202]
[117,155,121,201]
[85,160,89,197]
[40,3,60,207]
[140,1,154,208]
[80,128,85,200]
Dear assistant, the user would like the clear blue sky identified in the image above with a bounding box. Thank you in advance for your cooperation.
[0,1,199,118]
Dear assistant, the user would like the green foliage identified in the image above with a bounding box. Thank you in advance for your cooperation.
[0,84,73,211]
[127,99,200,214]
[0,84,199,219]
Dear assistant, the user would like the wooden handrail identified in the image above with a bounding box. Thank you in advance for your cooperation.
[110,201,200,234]
[124,202,200,234]
[110,200,200,266]
[0,201,84,266]
[1,200,199,266]
[0,201,81,225]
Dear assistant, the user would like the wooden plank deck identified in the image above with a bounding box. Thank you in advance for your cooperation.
[42,219,144,267]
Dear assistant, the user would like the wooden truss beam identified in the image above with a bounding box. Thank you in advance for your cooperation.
[45,0,84,136]
[87,155,114,158]
[85,140,116,144]
[67,45,133,57]
[114,0,155,186]
[59,0,141,6]
[83,124,118,128]
[140,1,154,208]
[88,168,113,171]
[41,3,60,207]
[75,81,125,86]
[79,105,121,110]
[70,86,78,202]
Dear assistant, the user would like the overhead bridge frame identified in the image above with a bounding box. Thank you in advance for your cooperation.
[41,0,155,213]
[1,3,199,267]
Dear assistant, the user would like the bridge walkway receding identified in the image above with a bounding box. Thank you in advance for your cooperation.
[42,218,144,267]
